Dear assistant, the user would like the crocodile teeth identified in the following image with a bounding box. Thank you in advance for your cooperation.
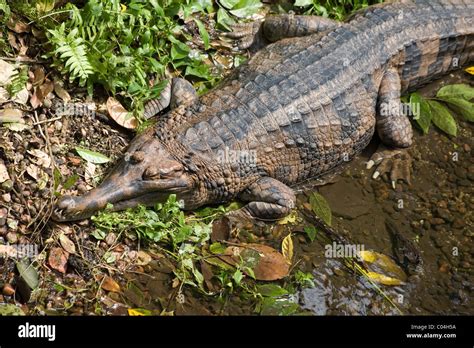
[372,171,380,179]
[366,160,375,169]
[392,180,397,189]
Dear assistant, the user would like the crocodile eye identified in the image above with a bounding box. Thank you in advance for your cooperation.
[144,166,160,179]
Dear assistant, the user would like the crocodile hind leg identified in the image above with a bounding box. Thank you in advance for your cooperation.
[226,177,296,225]
[225,14,342,51]
[368,67,413,188]
[143,77,197,119]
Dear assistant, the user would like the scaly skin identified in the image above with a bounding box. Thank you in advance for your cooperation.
[53,0,474,222]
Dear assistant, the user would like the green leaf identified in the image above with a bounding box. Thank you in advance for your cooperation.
[210,242,226,254]
[91,229,106,240]
[194,18,210,50]
[63,174,79,190]
[427,100,457,136]
[219,0,240,10]
[437,84,474,101]
[233,269,243,285]
[438,97,474,122]
[0,304,25,316]
[409,92,432,134]
[75,147,111,164]
[294,0,313,6]
[185,64,211,80]
[229,0,262,18]
[216,8,235,30]
[309,192,332,226]
[16,260,39,290]
[257,284,289,297]
[303,226,317,242]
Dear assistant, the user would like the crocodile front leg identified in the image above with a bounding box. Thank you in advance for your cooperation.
[368,67,413,187]
[227,177,296,223]
[143,77,197,119]
[226,14,342,51]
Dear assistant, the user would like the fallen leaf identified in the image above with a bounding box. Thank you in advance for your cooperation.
[277,211,297,225]
[211,217,230,242]
[76,146,110,164]
[128,308,153,316]
[16,260,39,290]
[7,14,30,33]
[135,251,151,266]
[364,272,404,286]
[48,247,69,273]
[4,122,29,132]
[54,82,71,102]
[0,159,10,183]
[26,163,42,181]
[31,67,45,87]
[59,233,76,254]
[0,108,23,123]
[106,97,137,129]
[0,59,16,84]
[281,234,293,265]
[309,192,332,226]
[465,67,474,76]
[27,149,51,168]
[221,244,289,281]
[359,250,407,282]
[13,88,29,105]
[101,276,121,293]
[84,161,96,184]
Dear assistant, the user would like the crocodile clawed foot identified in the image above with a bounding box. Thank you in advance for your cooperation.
[223,21,266,52]
[366,145,412,189]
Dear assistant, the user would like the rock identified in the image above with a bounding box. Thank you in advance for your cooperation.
[105,233,117,246]
[1,193,11,203]
[1,179,13,191]
[6,231,18,244]
[438,260,451,273]
[2,283,15,296]
[0,208,7,226]
[436,208,454,222]
[430,217,445,225]
[463,144,471,152]
[452,219,465,229]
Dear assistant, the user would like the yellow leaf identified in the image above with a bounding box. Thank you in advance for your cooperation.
[365,272,403,286]
[128,308,153,316]
[359,250,377,263]
[277,211,297,225]
[465,67,474,75]
[120,4,127,12]
[281,234,293,265]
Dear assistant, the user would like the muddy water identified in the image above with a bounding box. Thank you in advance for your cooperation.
[297,71,473,315]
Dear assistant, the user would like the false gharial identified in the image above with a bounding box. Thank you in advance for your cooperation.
[53,0,474,223]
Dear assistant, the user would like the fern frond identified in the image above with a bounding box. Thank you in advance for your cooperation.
[48,24,94,86]
[6,66,28,97]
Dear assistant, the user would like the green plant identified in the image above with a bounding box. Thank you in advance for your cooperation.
[407,84,474,136]
[292,0,383,20]
[5,65,28,97]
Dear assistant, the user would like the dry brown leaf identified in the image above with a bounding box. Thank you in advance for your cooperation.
[30,87,42,109]
[40,79,54,99]
[0,159,10,183]
[27,149,51,168]
[281,234,294,265]
[26,163,41,181]
[54,82,71,103]
[32,67,45,87]
[101,276,121,292]
[84,161,96,185]
[106,97,137,129]
[221,244,290,281]
[211,217,231,242]
[59,233,76,254]
[7,15,30,33]
[48,247,68,273]
[0,59,16,85]
[0,108,23,123]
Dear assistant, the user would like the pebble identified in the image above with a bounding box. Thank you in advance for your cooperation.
[463,143,471,152]
[6,231,18,244]
[0,208,7,226]
[438,260,451,273]
[2,284,15,296]
[430,217,445,225]
[1,179,13,191]
[105,233,117,246]
[436,208,454,222]
[1,193,11,203]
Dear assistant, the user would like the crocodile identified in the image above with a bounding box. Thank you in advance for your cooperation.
[53,0,474,222]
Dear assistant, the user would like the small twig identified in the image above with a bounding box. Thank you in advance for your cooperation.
[0,56,47,64]
[32,115,63,126]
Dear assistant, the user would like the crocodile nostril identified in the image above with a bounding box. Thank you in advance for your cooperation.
[131,151,145,163]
